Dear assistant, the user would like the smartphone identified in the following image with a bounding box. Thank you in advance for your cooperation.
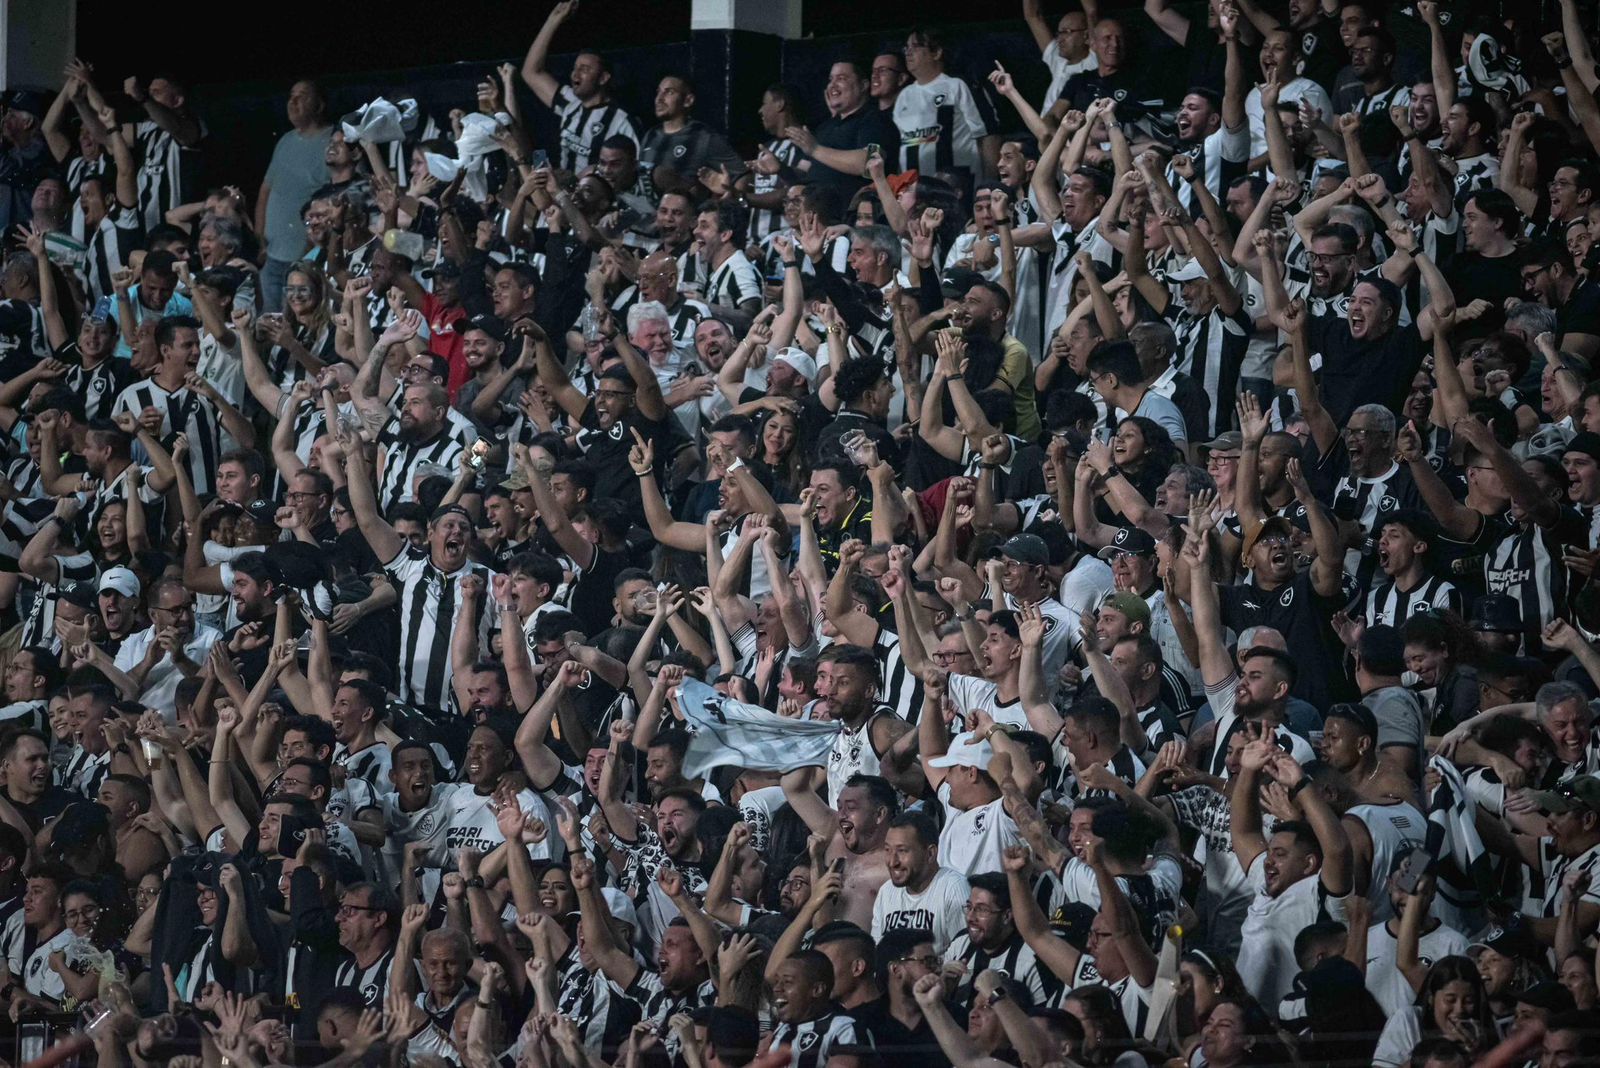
[866,143,881,162]
[1393,845,1432,894]
[530,149,550,169]
[828,857,845,875]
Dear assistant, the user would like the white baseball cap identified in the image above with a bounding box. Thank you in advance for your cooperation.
[98,566,141,600]
[929,731,994,770]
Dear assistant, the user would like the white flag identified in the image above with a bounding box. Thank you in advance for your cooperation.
[677,678,840,780]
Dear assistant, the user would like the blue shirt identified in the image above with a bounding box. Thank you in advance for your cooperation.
[113,286,196,358]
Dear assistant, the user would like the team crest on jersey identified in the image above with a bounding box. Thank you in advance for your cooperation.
[91,378,105,393]
[1279,586,1294,607]
[934,94,946,105]
[417,813,437,837]
[797,1032,821,1052]
[972,811,987,833]
[1302,32,1318,55]
[1040,616,1059,634]
[1380,495,1398,511]
[673,145,687,158]
[592,122,604,134]
[1113,89,1128,101]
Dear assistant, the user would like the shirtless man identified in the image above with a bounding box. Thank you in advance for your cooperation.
[780,769,895,930]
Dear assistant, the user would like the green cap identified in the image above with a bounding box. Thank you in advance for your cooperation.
[1527,775,1600,816]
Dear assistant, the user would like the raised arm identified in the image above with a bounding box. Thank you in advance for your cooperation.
[518,2,573,108]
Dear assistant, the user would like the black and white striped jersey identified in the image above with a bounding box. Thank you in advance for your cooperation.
[872,629,922,725]
[82,205,145,305]
[942,930,1062,1011]
[750,138,800,241]
[1052,744,1145,804]
[382,547,498,713]
[1363,574,1460,627]
[551,89,641,172]
[1170,303,1251,437]
[20,552,97,649]
[1167,123,1250,215]
[332,947,394,1008]
[556,948,643,1054]
[1447,509,1589,652]
[376,427,466,513]
[611,970,716,1057]
[66,153,109,198]
[133,118,204,231]
[61,355,133,422]
[767,1011,874,1068]
[0,700,47,735]
[110,380,225,495]
[704,250,762,310]
[1330,462,1423,592]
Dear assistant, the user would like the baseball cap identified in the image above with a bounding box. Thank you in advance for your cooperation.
[1468,594,1522,634]
[600,887,639,933]
[1050,902,1098,952]
[998,533,1050,566]
[58,581,98,611]
[1470,918,1545,963]
[940,266,984,300]
[1526,775,1600,816]
[1242,515,1296,562]
[98,566,141,600]
[774,347,818,385]
[3,89,50,119]
[464,313,508,343]
[1166,259,1209,283]
[1100,591,1151,628]
[243,498,279,526]
[1515,981,1577,1014]
[1097,526,1157,560]
[1199,431,1243,458]
[501,468,531,491]
[929,731,994,770]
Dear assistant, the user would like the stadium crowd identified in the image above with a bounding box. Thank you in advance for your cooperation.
[4,0,1600,1065]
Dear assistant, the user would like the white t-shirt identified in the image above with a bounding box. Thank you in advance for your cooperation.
[21,929,77,1000]
[945,673,1028,732]
[439,782,555,862]
[1364,919,1469,1015]
[893,74,988,174]
[1244,78,1334,157]
[871,866,970,952]
[1235,852,1349,1007]
[937,783,1020,877]
[1041,40,1099,112]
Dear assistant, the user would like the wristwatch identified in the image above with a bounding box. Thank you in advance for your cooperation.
[986,986,1009,1007]
[726,457,746,474]
[466,876,487,889]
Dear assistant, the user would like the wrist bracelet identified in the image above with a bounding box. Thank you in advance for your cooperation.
[1288,777,1311,797]
[1104,462,1122,477]
[784,260,801,269]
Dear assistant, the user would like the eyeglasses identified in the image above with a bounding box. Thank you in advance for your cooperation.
[931,650,970,663]
[893,953,940,968]
[1306,252,1352,265]
[64,906,100,924]
[283,285,315,297]
[286,490,322,501]
[337,903,384,916]
[152,603,194,617]
[963,903,1005,916]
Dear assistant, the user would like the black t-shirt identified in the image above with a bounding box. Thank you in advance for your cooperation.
[1218,571,1353,712]
[1559,280,1600,340]
[1059,68,1166,126]
[1295,15,1349,90]
[2,785,75,833]
[569,545,632,637]
[1306,315,1426,425]
[575,401,682,525]
[1446,251,1522,312]
[811,105,901,188]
